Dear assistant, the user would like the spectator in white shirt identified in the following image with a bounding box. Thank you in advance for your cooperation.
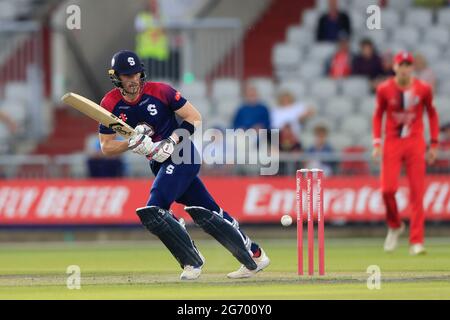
[271,91,315,140]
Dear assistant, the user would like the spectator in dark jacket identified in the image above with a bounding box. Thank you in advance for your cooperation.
[86,134,125,178]
[316,0,351,42]
[372,50,396,91]
[232,84,271,131]
[352,38,383,79]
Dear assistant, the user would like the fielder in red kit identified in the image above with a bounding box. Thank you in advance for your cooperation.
[372,51,439,255]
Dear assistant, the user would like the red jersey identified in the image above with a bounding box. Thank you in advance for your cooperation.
[372,77,439,147]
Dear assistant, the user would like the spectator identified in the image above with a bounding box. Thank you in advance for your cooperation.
[0,111,18,134]
[305,125,336,175]
[0,111,17,154]
[278,124,302,175]
[325,34,353,79]
[352,38,383,80]
[373,50,395,90]
[316,0,351,42]
[232,84,271,131]
[135,0,172,80]
[380,51,395,77]
[271,91,315,144]
[86,134,125,178]
[272,91,314,177]
[414,53,436,89]
[280,125,302,152]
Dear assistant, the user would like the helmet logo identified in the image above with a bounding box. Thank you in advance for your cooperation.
[128,57,136,66]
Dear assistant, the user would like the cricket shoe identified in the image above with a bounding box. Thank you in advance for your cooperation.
[409,243,426,256]
[180,248,205,280]
[227,248,270,279]
[383,222,405,252]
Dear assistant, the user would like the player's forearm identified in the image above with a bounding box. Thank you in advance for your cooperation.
[183,110,202,127]
[100,140,129,156]
[372,113,383,146]
[373,89,386,146]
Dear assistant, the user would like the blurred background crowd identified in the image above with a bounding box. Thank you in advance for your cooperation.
[0,0,449,179]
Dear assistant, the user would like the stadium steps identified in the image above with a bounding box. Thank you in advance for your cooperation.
[33,108,97,155]
[243,0,315,78]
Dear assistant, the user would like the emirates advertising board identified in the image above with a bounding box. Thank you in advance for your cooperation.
[0,176,449,225]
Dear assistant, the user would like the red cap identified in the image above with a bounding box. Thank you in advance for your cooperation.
[394,51,414,65]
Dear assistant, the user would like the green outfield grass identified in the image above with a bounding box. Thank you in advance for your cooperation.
[0,238,449,299]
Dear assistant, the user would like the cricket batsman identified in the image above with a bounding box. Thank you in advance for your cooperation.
[98,50,270,279]
[372,51,439,255]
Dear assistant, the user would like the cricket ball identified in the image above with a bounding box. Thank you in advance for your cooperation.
[280,215,293,227]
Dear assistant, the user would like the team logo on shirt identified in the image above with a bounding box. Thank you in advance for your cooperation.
[404,91,420,110]
[175,91,181,101]
[389,98,398,107]
[119,113,128,122]
[147,104,158,116]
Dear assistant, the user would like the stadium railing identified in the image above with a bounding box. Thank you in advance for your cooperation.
[0,152,449,179]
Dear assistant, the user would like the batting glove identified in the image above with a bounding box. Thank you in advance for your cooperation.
[128,133,153,156]
[135,124,154,136]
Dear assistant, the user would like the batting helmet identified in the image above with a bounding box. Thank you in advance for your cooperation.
[108,50,146,88]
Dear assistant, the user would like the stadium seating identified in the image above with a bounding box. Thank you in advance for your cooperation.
[277,80,307,99]
[272,44,302,66]
[436,8,450,27]
[212,78,241,101]
[404,9,433,29]
[180,81,207,99]
[311,79,339,98]
[247,77,275,101]
[340,115,370,137]
[328,133,352,150]
[340,77,370,99]
[286,26,314,49]
[11,0,448,162]
[298,63,324,80]
[301,9,319,30]
[168,0,450,158]
[305,116,336,134]
[387,0,413,11]
[306,43,335,63]
[323,97,354,120]
[424,27,450,48]
[267,0,450,154]
[392,26,420,49]
[216,99,241,123]
[378,10,401,30]
[419,44,441,62]
[188,97,211,118]
[359,29,387,49]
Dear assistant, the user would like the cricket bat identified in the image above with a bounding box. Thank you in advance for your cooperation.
[61,92,136,138]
